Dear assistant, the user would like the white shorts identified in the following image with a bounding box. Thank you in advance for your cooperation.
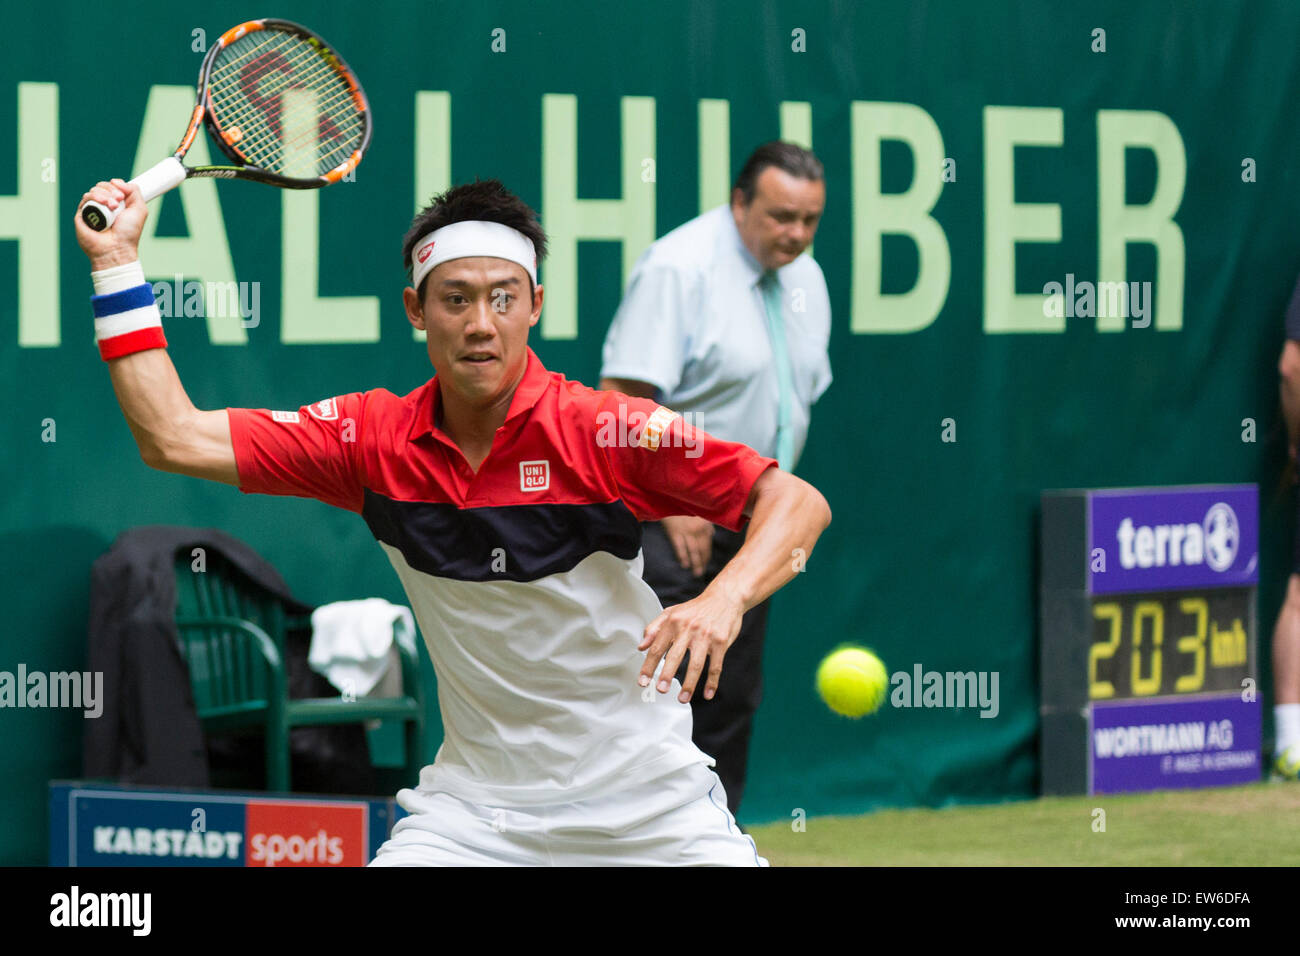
[369,761,767,867]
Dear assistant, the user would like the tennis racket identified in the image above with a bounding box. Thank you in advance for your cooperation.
[81,18,371,232]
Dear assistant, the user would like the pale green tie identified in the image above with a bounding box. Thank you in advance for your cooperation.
[759,270,795,470]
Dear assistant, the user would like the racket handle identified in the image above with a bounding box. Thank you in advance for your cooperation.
[81,157,188,232]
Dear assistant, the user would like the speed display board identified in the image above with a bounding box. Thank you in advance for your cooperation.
[1039,486,1260,795]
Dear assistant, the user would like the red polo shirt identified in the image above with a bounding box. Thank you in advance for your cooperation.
[226,348,775,805]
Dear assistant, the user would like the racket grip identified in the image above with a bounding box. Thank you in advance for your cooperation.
[81,157,187,232]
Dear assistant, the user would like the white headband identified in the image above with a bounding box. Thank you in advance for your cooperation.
[410,220,538,290]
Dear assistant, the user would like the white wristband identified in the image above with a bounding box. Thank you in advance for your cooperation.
[91,260,146,296]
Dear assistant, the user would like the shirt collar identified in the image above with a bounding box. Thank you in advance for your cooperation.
[409,346,551,442]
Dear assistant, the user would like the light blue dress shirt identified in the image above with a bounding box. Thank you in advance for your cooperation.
[601,205,832,469]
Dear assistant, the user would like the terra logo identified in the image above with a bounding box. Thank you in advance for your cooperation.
[1116,502,1239,572]
[1202,502,1239,572]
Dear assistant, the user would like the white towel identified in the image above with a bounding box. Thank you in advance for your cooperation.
[308,599,414,698]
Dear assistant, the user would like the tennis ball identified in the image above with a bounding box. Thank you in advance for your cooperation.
[816,646,888,718]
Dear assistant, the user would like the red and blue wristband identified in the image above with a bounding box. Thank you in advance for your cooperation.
[90,261,167,361]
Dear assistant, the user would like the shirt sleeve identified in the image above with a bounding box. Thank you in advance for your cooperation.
[226,393,367,513]
[594,391,777,531]
[600,262,696,398]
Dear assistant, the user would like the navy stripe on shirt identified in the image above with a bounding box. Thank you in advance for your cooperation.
[361,490,643,582]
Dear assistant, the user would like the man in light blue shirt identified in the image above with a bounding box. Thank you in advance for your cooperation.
[600,142,831,814]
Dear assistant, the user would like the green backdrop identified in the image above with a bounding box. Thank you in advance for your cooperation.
[3,0,1298,863]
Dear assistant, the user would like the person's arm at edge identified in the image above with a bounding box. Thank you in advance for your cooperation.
[1280,340,1300,461]
[77,179,239,486]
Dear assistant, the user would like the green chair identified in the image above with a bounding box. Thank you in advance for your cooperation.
[172,548,429,792]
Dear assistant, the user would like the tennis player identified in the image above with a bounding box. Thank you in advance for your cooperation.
[75,177,831,866]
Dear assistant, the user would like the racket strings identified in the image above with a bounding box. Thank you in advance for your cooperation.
[211,78,359,147]
[208,43,361,158]
[206,37,342,104]
[213,83,361,169]
[206,30,353,101]
[206,32,357,112]
[205,28,365,176]
[205,28,282,75]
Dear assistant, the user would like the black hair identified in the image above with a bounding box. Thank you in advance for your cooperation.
[402,179,549,298]
[732,141,825,205]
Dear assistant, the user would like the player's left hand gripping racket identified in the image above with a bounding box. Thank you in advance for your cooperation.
[81,18,372,231]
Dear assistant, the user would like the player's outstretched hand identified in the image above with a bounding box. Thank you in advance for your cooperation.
[75,179,147,270]
[638,585,745,703]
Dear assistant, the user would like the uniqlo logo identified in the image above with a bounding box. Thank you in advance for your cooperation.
[520,460,550,492]
[245,801,367,867]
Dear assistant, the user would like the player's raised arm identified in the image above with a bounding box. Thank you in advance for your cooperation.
[75,180,239,486]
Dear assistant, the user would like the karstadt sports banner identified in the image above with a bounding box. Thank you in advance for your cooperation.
[49,782,397,866]
[3,0,1299,863]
